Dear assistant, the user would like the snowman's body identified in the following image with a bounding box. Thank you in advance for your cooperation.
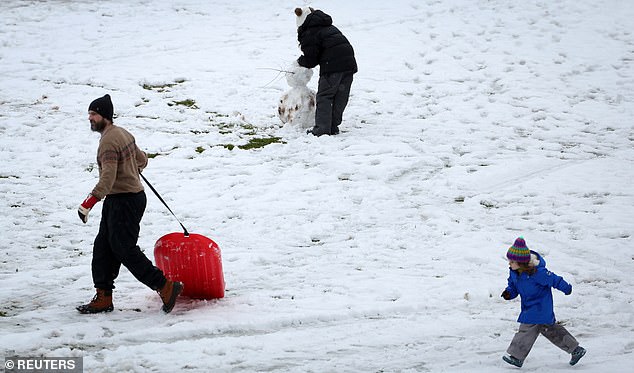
[278,64,315,129]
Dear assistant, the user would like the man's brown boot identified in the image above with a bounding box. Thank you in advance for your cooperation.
[158,280,183,313]
[77,289,113,314]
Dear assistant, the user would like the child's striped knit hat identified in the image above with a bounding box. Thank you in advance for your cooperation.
[507,237,530,263]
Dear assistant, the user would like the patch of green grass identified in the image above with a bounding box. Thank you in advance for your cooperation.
[207,111,229,118]
[67,343,99,351]
[142,83,176,92]
[195,146,206,154]
[217,122,233,135]
[147,146,179,159]
[480,200,497,209]
[239,123,257,136]
[216,122,257,136]
[238,137,285,150]
[168,99,198,109]
[142,79,186,92]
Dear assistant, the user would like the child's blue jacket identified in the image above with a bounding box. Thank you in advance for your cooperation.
[505,251,572,325]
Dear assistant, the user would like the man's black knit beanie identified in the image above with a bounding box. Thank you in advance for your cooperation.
[89,94,113,121]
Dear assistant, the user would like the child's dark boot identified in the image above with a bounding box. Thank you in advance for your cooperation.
[570,346,586,366]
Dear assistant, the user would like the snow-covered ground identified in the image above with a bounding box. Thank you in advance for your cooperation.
[1,0,633,372]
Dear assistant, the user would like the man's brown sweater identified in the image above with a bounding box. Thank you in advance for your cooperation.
[91,124,148,200]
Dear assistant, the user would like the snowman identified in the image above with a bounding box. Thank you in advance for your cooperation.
[277,60,315,130]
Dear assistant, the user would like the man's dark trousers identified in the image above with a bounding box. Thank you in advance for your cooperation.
[91,191,166,291]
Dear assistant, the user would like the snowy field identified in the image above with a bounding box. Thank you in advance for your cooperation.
[1,0,633,372]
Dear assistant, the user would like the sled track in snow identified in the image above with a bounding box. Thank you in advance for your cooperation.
[56,304,426,354]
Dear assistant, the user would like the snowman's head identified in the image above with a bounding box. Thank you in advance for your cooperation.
[286,65,313,88]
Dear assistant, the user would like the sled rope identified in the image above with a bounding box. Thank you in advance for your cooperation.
[140,172,189,236]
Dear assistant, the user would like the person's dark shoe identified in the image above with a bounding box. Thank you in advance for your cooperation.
[570,346,586,366]
[503,355,523,368]
[77,289,113,314]
[158,280,183,313]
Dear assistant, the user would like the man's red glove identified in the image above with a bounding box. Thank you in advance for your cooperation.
[78,194,99,223]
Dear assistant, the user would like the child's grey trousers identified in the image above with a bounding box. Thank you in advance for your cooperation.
[507,323,579,360]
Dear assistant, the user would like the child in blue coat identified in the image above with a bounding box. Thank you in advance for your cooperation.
[501,237,586,368]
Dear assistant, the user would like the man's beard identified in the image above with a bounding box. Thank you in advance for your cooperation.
[90,118,107,132]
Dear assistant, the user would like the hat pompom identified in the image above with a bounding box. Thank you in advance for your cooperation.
[507,236,530,263]
[295,6,312,28]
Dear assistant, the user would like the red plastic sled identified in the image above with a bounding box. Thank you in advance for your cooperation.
[154,232,225,299]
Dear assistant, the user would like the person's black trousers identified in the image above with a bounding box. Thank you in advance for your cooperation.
[313,71,354,136]
[91,191,166,291]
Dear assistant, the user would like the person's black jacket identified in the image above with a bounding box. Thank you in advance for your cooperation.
[297,10,358,75]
